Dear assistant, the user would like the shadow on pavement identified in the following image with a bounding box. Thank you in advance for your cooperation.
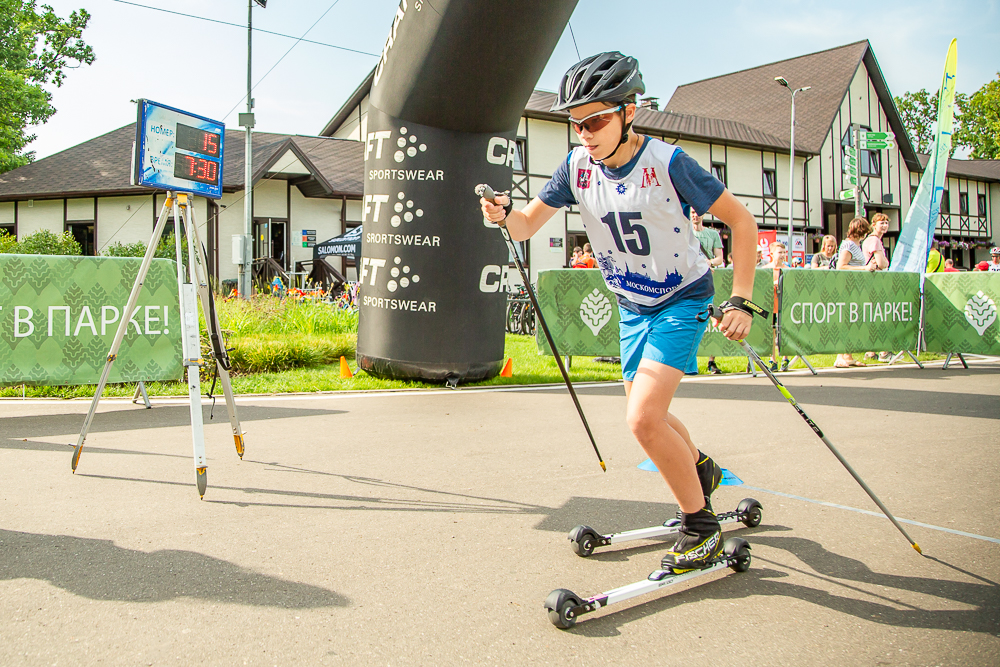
[529,366,999,419]
[0,404,348,441]
[0,529,349,608]
[564,528,999,638]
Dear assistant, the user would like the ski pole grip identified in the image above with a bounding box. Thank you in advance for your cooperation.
[475,183,497,202]
[475,184,512,227]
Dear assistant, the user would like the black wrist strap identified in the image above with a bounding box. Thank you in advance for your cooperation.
[502,199,513,218]
[720,296,768,319]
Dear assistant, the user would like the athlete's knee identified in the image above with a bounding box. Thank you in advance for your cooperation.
[626,407,661,443]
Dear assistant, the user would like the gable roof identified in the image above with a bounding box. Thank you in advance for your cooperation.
[522,90,790,152]
[665,40,922,171]
[0,125,364,202]
[917,154,1000,183]
[320,67,376,138]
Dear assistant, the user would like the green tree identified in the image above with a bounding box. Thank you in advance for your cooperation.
[0,228,18,252]
[894,88,968,156]
[1,228,82,254]
[954,73,1000,159]
[102,240,147,257]
[0,1,95,173]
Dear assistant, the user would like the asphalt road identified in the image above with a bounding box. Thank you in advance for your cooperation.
[1,361,998,665]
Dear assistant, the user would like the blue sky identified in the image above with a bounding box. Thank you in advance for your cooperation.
[29,0,1000,160]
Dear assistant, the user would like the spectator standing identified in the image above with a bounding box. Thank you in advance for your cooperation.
[569,245,583,267]
[572,243,597,269]
[811,235,838,269]
[835,217,876,368]
[990,247,1000,272]
[943,259,960,272]
[863,213,890,270]
[926,240,945,273]
[755,247,767,267]
[764,241,790,372]
[693,211,724,373]
[692,211,725,267]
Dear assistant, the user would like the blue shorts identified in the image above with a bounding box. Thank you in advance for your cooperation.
[619,296,713,380]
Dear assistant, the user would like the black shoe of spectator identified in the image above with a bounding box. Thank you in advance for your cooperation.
[707,360,721,374]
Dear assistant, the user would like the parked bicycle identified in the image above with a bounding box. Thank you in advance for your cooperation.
[506,284,535,335]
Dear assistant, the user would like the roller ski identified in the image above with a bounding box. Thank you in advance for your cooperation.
[568,497,762,557]
[545,536,752,629]
[568,452,761,557]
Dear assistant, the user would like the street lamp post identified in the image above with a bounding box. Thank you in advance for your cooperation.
[775,77,810,259]
[238,0,267,299]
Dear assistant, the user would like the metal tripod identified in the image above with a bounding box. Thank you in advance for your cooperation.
[71,192,245,497]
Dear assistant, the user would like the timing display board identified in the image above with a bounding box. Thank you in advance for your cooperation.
[132,99,225,199]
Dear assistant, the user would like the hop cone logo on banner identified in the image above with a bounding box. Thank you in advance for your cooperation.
[964,291,997,336]
[580,288,612,336]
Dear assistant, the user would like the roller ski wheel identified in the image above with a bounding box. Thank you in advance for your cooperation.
[545,537,753,628]
[737,498,763,528]
[568,498,763,558]
[568,526,603,557]
[725,537,752,572]
[545,589,584,629]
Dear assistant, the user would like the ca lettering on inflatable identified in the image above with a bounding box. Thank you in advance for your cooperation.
[356,0,578,382]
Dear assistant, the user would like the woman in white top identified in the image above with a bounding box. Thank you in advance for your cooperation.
[835,218,877,368]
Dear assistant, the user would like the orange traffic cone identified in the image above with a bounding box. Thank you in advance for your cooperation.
[500,358,513,377]
[340,356,353,379]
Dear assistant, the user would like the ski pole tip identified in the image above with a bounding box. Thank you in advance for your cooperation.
[912,543,923,555]
[600,461,607,472]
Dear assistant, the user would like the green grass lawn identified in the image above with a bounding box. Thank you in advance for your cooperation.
[0,330,944,399]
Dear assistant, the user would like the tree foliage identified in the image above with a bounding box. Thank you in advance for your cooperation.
[102,232,189,267]
[0,228,82,254]
[954,73,1000,159]
[0,1,95,173]
[896,75,1000,159]
[894,88,967,156]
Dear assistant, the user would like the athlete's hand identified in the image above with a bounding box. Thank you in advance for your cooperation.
[481,193,510,224]
[716,308,752,341]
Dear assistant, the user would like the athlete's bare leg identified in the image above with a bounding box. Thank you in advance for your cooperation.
[623,359,705,513]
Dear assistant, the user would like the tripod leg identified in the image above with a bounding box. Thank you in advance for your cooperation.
[177,197,208,497]
[188,205,246,459]
[72,197,174,471]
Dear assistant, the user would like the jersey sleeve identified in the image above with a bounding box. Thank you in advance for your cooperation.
[668,150,725,216]
[537,154,578,209]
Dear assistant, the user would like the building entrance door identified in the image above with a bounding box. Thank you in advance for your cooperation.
[253,218,289,270]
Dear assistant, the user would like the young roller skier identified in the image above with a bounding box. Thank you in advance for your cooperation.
[480,52,761,571]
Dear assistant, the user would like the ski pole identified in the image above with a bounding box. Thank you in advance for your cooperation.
[476,184,606,472]
[706,305,922,554]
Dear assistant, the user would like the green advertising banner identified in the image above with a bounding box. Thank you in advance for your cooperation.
[535,269,620,357]
[778,269,921,356]
[535,268,774,358]
[698,268,776,358]
[923,273,1000,355]
[0,255,183,386]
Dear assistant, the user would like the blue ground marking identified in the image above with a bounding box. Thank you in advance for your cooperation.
[637,459,744,485]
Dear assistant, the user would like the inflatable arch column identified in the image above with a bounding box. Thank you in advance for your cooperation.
[357,0,579,382]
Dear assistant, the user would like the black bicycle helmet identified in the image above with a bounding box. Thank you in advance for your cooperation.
[550,51,645,112]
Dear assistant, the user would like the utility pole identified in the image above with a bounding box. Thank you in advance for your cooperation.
[238,0,266,298]
[775,77,810,255]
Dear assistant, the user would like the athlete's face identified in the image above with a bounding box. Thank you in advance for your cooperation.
[569,101,633,157]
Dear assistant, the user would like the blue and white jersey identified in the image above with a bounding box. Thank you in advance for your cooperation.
[539,138,724,310]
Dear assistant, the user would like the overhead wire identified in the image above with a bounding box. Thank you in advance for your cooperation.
[100,0,381,251]
[220,0,349,122]
[110,0,379,57]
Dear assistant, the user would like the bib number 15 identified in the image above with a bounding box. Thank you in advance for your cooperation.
[600,211,650,256]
